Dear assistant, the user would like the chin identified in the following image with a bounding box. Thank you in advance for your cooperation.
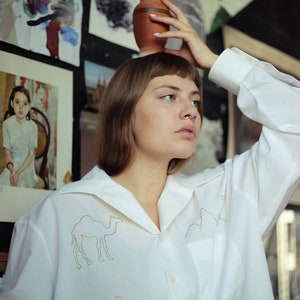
[180,147,197,159]
[171,143,197,160]
[176,151,195,160]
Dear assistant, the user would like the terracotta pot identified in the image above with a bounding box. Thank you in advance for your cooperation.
[133,0,170,56]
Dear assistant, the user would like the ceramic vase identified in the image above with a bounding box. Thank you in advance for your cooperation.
[133,0,170,56]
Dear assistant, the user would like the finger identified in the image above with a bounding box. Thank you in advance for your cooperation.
[150,14,192,34]
[154,30,193,43]
[160,0,191,25]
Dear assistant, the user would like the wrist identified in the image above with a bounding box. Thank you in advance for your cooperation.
[202,53,219,70]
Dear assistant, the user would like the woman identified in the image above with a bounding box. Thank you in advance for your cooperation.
[1,0,300,299]
[0,85,44,188]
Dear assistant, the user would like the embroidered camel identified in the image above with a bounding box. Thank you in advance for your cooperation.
[185,208,227,239]
[71,215,122,269]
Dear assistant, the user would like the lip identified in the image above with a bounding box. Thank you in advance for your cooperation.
[175,125,196,140]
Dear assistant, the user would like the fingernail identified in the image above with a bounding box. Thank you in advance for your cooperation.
[149,13,156,17]
[153,33,160,36]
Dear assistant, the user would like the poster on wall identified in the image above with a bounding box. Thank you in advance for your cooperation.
[0,0,83,66]
[0,50,73,222]
[89,0,139,51]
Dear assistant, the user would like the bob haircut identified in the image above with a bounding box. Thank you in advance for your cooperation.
[8,85,32,119]
[97,52,203,176]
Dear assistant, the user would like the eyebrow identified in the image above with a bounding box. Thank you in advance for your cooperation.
[155,84,200,97]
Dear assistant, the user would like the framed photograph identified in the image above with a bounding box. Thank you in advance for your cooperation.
[84,60,115,111]
[0,50,73,222]
[80,60,116,177]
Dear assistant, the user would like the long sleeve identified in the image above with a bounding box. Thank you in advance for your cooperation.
[209,48,300,237]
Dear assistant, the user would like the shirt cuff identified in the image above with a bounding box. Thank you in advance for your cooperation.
[208,47,257,95]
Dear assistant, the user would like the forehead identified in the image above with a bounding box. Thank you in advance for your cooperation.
[13,91,28,101]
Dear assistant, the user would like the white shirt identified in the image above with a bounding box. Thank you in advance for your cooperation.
[1,48,300,300]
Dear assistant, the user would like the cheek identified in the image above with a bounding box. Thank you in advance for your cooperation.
[132,114,166,150]
[133,113,155,138]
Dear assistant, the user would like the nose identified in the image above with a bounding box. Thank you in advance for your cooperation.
[184,113,195,119]
[180,101,198,120]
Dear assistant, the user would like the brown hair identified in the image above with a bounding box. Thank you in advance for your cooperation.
[97,52,203,176]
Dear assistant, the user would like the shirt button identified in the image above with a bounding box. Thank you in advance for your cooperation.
[170,276,176,283]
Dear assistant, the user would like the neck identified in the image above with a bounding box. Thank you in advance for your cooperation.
[111,157,169,229]
[15,115,26,124]
[112,160,168,200]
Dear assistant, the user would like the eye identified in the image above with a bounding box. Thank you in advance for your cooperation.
[191,100,201,107]
[161,94,175,101]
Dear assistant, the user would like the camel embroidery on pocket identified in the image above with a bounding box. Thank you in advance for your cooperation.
[71,215,122,269]
[185,208,227,240]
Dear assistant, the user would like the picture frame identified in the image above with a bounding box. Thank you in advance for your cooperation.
[84,60,115,111]
[0,50,73,222]
[80,60,116,177]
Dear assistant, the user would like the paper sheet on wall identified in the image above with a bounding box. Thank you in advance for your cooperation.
[0,0,83,66]
[89,0,139,51]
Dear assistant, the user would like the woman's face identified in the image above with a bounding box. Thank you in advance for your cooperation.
[132,74,202,165]
[11,91,31,123]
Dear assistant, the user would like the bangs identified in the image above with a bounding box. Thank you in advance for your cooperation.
[139,52,201,88]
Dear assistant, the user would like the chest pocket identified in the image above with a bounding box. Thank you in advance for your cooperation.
[187,233,244,300]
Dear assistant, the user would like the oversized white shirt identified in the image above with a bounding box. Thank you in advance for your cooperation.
[2,48,300,300]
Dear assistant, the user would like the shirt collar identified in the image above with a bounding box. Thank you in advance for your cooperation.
[59,166,159,233]
[58,165,224,233]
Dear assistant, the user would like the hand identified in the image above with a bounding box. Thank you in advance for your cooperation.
[10,170,19,186]
[150,0,218,70]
